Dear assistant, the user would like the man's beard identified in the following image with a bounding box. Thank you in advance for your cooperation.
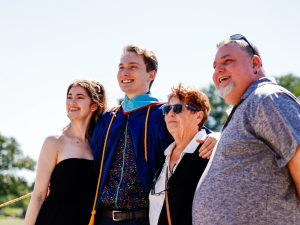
[217,81,235,98]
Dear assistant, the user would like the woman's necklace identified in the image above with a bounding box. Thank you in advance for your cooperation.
[65,133,87,145]
[74,137,81,144]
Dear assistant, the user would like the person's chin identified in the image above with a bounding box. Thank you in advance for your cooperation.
[167,125,179,134]
[121,87,133,96]
[218,83,235,98]
[219,89,233,99]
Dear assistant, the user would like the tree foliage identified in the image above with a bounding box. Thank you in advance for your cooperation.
[202,83,228,131]
[0,133,36,208]
[275,73,300,98]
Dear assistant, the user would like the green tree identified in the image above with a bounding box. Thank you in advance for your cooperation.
[275,73,300,98]
[0,133,36,208]
[202,84,228,131]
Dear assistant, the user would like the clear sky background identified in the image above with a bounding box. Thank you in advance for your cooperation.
[1,0,300,182]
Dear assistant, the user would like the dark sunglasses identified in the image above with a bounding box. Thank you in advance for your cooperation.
[230,34,257,56]
[162,103,197,115]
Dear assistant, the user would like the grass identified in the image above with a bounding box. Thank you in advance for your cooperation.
[0,217,24,225]
[0,207,25,224]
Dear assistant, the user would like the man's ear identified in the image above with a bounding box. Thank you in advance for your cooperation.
[148,70,156,82]
[251,55,262,74]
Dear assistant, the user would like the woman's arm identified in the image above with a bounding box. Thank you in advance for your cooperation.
[24,136,59,225]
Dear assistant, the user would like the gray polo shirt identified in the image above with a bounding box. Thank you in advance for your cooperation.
[192,77,300,225]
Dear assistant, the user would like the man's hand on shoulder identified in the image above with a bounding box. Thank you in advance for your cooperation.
[197,132,220,159]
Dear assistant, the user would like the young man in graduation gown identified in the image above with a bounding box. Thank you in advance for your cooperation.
[90,45,216,225]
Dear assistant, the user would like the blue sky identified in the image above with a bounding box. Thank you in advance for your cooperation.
[1,0,300,181]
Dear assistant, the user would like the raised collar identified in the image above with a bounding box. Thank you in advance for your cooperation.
[121,93,160,113]
[164,129,207,156]
[226,77,276,115]
[241,76,276,100]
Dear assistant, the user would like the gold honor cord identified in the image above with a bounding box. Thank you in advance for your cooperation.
[144,106,151,162]
[0,193,32,208]
[165,168,172,225]
[88,106,120,225]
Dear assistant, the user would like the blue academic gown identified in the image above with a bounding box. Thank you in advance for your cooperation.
[90,103,174,219]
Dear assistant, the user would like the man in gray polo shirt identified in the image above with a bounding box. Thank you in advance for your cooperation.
[192,34,300,225]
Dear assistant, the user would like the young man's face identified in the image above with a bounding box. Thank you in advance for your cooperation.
[212,43,257,105]
[117,52,156,99]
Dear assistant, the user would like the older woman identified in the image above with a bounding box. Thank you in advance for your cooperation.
[149,84,211,225]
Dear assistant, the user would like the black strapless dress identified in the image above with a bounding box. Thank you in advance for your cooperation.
[35,158,97,225]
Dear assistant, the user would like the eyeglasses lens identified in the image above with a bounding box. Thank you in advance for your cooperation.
[163,104,184,115]
[173,104,183,114]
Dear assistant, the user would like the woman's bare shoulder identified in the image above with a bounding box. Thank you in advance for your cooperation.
[40,134,64,151]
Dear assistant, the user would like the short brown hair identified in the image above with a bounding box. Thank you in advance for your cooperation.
[123,44,158,89]
[168,83,211,130]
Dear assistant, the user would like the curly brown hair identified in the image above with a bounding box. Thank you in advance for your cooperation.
[168,83,211,130]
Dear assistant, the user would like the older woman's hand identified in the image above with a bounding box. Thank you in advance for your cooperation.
[197,132,220,159]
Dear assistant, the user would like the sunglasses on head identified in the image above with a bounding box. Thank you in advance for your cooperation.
[162,103,197,115]
[230,34,257,56]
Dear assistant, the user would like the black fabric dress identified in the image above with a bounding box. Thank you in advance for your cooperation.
[35,158,97,225]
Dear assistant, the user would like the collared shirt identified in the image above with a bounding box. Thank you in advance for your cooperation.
[193,77,300,225]
[149,129,207,225]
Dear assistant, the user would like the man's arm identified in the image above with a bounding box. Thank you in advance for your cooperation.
[198,132,220,159]
[288,145,300,200]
